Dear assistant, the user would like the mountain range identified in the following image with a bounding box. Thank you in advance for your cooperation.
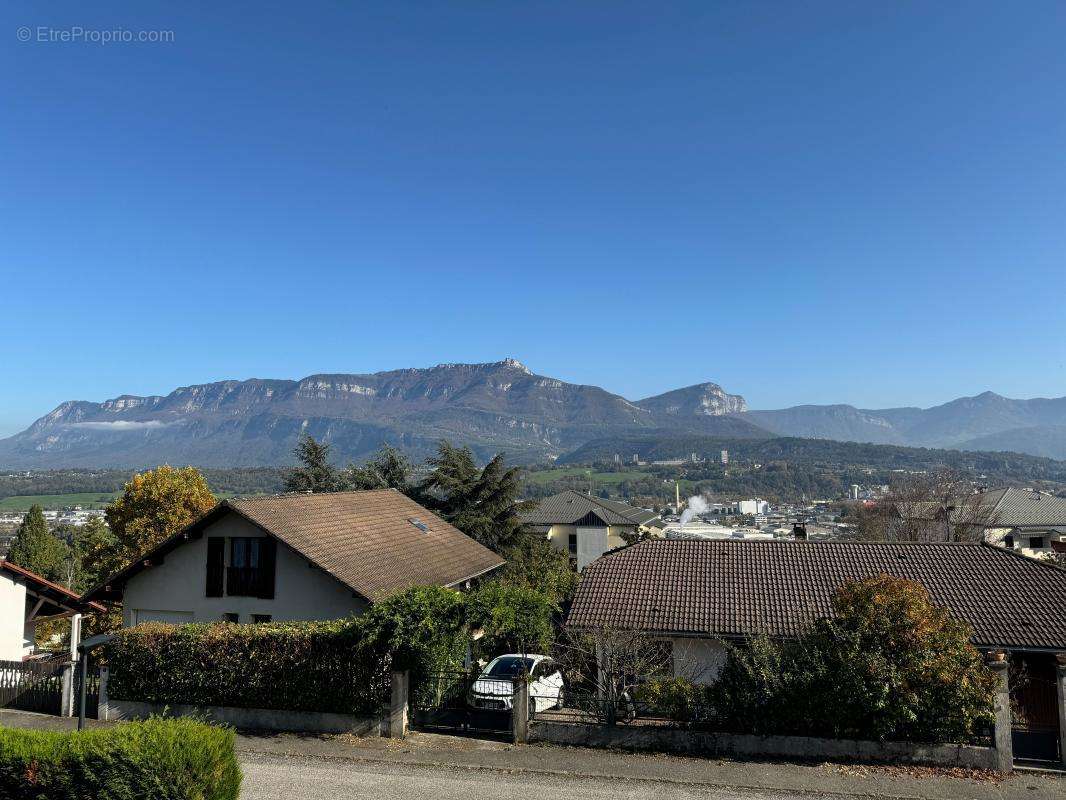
[2,359,1066,467]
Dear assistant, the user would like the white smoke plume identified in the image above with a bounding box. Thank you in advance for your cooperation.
[680,495,709,526]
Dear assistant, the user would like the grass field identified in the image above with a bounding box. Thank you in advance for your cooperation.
[526,468,649,486]
[0,492,122,512]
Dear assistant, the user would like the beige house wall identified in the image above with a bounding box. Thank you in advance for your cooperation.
[544,523,632,568]
[122,513,368,627]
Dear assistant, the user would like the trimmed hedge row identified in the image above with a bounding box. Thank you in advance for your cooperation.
[0,717,241,800]
[105,619,391,715]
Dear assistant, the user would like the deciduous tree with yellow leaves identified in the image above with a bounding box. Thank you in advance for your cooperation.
[103,465,216,572]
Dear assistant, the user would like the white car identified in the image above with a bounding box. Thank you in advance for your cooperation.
[469,654,565,713]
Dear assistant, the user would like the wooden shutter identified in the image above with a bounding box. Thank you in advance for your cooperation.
[257,537,277,599]
[206,537,225,597]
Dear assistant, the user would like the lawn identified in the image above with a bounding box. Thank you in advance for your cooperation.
[0,492,121,512]
[525,468,649,486]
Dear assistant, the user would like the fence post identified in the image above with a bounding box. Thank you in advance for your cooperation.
[988,652,1013,774]
[512,678,529,744]
[389,670,409,739]
[60,663,74,717]
[98,666,109,722]
[1056,653,1066,769]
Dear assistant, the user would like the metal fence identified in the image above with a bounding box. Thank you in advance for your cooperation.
[0,658,67,716]
[411,670,514,736]
[531,689,999,748]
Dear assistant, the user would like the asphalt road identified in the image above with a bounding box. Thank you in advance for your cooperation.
[238,752,834,800]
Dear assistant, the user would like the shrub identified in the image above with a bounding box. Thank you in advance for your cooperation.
[466,582,558,658]
[359,585,469,678]
[105,618,390,715]
[636,676,711,724]
[0,716,240,800]
[710,576,997,743]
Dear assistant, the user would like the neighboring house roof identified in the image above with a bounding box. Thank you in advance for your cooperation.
[84,489,504,604]
[902,487,1066,528]
[975,487,1066,528]
[1,560,106,616]
[523,490,660,527]
[567,539,1066,651]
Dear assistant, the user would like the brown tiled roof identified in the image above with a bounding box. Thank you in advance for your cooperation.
[227,490,503,602]
[567,539,1066,650]
[1,560,106,614]
[85,489,503,604]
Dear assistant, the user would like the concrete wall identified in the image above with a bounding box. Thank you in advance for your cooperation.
[122,512,368,626]
[0,573,28,661]
[105,699,383,735]
[671,637,729,684]
[529,722,999,771]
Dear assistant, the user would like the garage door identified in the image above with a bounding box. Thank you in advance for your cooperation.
[133,609,194,625]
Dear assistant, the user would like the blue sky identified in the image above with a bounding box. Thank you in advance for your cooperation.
[2,2,1065,437]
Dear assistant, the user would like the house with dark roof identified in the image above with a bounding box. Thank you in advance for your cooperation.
[972,487,1066,558]
[83,489,504,627]
[522,490,663,569]
[0,560,104,660]
[570,539,1066,763]
[569,537,1066,679]
[904,487,1066,559]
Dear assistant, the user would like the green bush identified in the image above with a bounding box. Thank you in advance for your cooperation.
[105,618,391,715]
[465,582,558,658]
[710,576,997,743]
[0,717,240,800]
[636,676,712,724]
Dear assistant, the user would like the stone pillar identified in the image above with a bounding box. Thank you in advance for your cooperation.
[1056,654,1066,769]
[988,652,1013,774]
[60,664,74,717]
[388,670,409,739]
[98,666,110,722]
[60,613,83,718]
[512,679,529,744]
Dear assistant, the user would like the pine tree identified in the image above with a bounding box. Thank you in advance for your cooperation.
[419,442,532,551]
[342,445,413,493]
[7,505,69,582]
[284,434,339,493]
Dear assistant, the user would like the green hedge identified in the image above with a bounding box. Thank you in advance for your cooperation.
[0,717,240,800]
[105,619,391,715]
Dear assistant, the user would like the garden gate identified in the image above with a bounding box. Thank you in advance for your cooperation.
[410,670,514,739]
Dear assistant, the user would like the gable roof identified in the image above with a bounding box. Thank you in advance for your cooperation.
[977,487,1066,528]
[1,560,106,616]
[523,490,659,527]
[902,487,1066,528]
[567,539,1066,651]
[85,489,504,604]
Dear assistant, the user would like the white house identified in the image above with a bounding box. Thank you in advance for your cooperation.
[903,486,1066,560]
[522,491,663,570]
[0,560,102,661]
[83,489,504,627]
[970,487,1066,559]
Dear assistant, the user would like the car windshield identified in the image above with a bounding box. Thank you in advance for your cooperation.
[485,656,535,678]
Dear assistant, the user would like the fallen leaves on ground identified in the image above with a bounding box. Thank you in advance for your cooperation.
[823,761,1006,784]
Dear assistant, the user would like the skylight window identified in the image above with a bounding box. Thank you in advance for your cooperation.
[408,517,429,533]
